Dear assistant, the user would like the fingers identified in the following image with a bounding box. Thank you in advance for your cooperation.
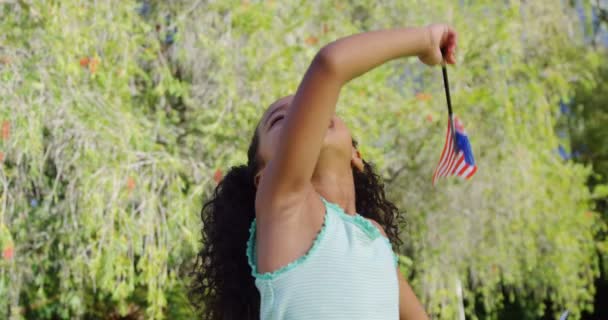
[442,27,457,64]
[422,23,458,66]
[448,29,457,64]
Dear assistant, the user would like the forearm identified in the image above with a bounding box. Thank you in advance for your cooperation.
[397,269,429,320]
[318,27,430,84]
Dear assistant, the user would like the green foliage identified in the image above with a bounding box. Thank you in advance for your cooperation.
[0,1,198,318]
[0,0,604,319]
[569,66,608,184]
[567,62,608,309]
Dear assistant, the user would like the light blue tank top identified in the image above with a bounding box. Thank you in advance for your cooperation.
[246,197,399,319]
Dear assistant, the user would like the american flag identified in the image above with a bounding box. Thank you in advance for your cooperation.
[432,115,477,185]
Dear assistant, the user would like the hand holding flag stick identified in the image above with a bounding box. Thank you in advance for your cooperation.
[431,62,478,186]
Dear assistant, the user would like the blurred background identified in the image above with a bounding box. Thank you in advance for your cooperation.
[0,0,607,319]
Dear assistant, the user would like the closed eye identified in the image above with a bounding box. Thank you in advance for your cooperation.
[269,115,284,129]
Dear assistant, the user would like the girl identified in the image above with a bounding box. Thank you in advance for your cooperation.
[191,24,457,320]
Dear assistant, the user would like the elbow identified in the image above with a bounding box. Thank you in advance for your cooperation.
[313,45,343,82]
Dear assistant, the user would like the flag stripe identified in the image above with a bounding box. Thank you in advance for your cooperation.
[433,124,452,184]
[436,144,453,178]
[433,122,452,179]
[456,158,468,176]
[432,122,453,183]
[461,166,474,178]
[438,127,453,172]
[453,157,465,175]
[445,151,461,176]
[436,144,454,180]
[465,166,477,179]
[436,124,455,178]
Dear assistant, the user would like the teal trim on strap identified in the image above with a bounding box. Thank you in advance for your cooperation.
[321,198,382,241]
[321,197,398,267]
[246,200,329,280]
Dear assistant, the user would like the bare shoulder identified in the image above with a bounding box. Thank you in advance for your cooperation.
[364,217,388,238]
[252,186,327,274]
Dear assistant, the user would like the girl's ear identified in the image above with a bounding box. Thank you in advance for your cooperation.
[254,168,264,188]
[351,147,364,172]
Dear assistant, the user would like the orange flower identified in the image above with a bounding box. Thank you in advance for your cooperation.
[214,169,223,184]
[88,57,99,74]
[426,114,434,122]
[305,36,319,46]
[584,211,594,219]
[415,92,432,102]
[2,246,13,260]
[126,176,136,191]
[0,151,4,162]
[79,57,90,67]
[1,121,9,140]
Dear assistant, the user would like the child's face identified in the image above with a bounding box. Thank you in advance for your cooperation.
[255,95,361,174]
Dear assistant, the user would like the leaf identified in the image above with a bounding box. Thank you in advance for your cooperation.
[591,184,608,199]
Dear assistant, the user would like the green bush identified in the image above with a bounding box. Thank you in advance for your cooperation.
[0,0,603,319]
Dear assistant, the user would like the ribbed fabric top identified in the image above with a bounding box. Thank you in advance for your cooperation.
[246,197,399,320]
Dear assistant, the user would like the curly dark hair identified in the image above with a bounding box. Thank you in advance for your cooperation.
[189,125,403,320]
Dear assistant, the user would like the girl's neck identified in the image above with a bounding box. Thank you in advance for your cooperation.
[311,163,357,215]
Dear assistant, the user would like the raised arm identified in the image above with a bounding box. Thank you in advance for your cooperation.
[256,25,456,214]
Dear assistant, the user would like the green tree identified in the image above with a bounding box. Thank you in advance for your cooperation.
[0,0,603,319]
[566,64,608,319]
